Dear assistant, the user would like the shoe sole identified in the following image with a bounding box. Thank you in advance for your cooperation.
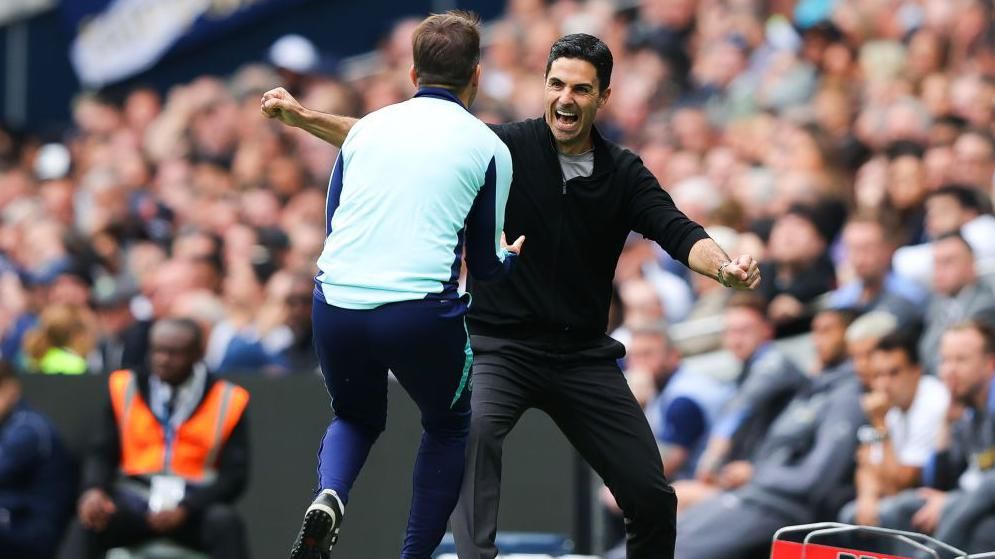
[290,505,339,559]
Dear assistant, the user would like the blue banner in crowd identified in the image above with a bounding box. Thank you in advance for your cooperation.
[63,0,309,88]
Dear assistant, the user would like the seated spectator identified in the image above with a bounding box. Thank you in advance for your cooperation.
[62,318,250,559]
[918,232,995,374]
[629,324,734,480]
[838,331,949,527]
[21,304,94,375]
[272,271,319,374]
[867,322,995,554]
[757,204,837,334]
[845,311,899,390]
[0,360,74,559]
[88,278,147,374]
[673,294,806,512]
[810,308,857,378]
[205,266,292,374]
[952,129,995,192]
[674,319,865,559]
[881,140,928,247]
[893,184,995,285]
[614,237,694,326]
[609,278,666,349]
[828,215,925,323]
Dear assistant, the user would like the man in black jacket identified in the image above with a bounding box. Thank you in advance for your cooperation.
[62,318,250,559]
[262,34,759,559]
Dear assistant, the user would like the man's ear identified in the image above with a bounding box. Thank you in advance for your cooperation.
[409,65,419,88]
[598,87,612,107]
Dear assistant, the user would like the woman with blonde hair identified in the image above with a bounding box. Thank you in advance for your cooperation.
[22,304,94,375]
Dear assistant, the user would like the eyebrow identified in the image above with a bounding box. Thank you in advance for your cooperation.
[546,76,596,89]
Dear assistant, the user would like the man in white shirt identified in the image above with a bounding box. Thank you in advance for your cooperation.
[839,331,949,526]
[893,184,995,285]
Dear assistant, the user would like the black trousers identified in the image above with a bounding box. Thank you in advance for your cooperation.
[451,335,677,559]
[60,498,247,559]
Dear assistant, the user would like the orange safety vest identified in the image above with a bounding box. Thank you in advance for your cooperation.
[108,369,250,482]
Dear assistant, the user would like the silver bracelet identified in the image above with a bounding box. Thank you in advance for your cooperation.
[718,261,733,287]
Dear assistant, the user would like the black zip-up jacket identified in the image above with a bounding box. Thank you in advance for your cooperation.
[466,117,709,344]
[82,370,250,513]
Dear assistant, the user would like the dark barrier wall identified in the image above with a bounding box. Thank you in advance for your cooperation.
[22,373,579,558]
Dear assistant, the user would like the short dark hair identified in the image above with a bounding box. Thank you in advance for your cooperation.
[411,11,481,90]
[935,230,974,254]
[817,307,858,328]
[153,317,204,352]
[928,184,990,214]
[545,33,614,91]
[885,140,926,160]
[874,330,920,365]
[935,113,968,131]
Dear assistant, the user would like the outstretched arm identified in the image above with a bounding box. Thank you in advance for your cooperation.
[688,239,760,290]
[625,160,759,291]
[260,87,357,148]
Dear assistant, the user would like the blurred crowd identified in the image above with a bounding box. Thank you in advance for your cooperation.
[3,0,995,556]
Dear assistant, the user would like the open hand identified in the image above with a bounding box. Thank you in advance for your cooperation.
[78,488,117,532]
[718,460,754,489]
[501,232,525,255]
[911,488,946,534]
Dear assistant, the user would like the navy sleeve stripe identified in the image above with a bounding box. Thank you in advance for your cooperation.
[325,152,345,237]
[464,156,513,281]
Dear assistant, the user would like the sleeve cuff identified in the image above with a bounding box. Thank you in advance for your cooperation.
[674,227,711,267]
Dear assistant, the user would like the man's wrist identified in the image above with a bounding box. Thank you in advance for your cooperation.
[858,424,889,444]
[717,260,733,287]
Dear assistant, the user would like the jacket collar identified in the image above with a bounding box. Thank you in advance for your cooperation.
[535,117,616,179]
[134,366,217,414]
[414,87,468,111]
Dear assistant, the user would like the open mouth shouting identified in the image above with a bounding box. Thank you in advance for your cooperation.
[553,106,580,132]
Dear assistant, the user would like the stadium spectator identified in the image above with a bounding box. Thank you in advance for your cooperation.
[4,0,995,552]
[88,278,146,374]
[673,314,865,559]
[810,308,856,377]
[867,321,995,554]
[21,304,94,375]
[918,232,995,374]
[893,184,995,285]
[673,294,806,512]
[62,318,250,559]
[845,311,900,390]
[952,129,995,192]
[829,215,925,323]
[629,324,734,479]
[0,360,75,559]
[757,204,837,333]
[839,331,950,527]
[882,141,929,247]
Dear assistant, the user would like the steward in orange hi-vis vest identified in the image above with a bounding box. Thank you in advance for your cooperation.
[67,318,251,559]
[108,369,249,482]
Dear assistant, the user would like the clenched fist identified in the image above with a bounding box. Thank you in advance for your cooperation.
[720,254,761,290]
[260,87,307,128]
